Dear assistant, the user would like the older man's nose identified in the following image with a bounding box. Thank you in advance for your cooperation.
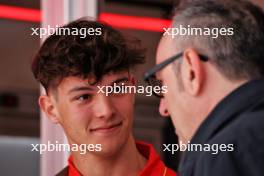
[159,99,169,117]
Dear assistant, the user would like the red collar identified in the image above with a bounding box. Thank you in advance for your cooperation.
[68,155,80,176]
[68,141,176,176]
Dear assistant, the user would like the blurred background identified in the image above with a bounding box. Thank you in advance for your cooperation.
[0,0,263,175]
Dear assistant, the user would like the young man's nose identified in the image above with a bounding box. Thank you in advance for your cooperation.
[93,95,115,119]
[159,98,170,117]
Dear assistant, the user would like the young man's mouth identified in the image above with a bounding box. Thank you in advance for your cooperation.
[90,121,123,135]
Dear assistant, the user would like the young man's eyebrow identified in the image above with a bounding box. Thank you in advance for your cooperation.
[68,86,94,95]
[110,77,129,86]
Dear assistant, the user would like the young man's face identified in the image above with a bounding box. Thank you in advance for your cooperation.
[40,71,135,156]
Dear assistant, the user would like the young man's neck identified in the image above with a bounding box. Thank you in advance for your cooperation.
[71,135,147,176]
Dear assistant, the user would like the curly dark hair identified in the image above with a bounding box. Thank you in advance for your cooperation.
[31,19,145,93]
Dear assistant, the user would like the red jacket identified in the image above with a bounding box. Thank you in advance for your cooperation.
[56,141,176,176]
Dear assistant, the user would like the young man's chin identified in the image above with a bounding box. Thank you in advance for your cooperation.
[89,139,126,158]
[95,132,133,158]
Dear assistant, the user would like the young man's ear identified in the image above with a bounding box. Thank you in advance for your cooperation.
[38,95,60,123]
[181,48,205,96]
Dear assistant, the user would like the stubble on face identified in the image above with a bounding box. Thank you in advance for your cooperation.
[156,36,190,143]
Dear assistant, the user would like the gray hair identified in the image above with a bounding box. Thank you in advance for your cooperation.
[171,0,264,80]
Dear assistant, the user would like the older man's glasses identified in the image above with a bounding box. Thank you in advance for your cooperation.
[144,52,208,98]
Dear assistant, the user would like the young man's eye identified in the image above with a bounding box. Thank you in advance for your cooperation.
[115,80,130,87]
[75,94,91,102]
[114,83,125,89]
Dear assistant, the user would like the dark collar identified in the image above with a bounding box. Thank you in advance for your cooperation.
[191,79,264,144]
[55,166,68,176]
[179,79,264,172]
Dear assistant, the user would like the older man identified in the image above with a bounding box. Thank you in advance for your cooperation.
[145,0,264,175]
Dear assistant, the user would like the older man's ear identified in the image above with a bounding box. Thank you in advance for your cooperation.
[38,95,60,123]
[181,48,206,96]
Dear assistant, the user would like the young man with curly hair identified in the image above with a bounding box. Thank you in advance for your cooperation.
[32,19,176,176]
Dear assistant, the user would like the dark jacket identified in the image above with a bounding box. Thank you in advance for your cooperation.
[178,79,264,176]
[55,166,68,176]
